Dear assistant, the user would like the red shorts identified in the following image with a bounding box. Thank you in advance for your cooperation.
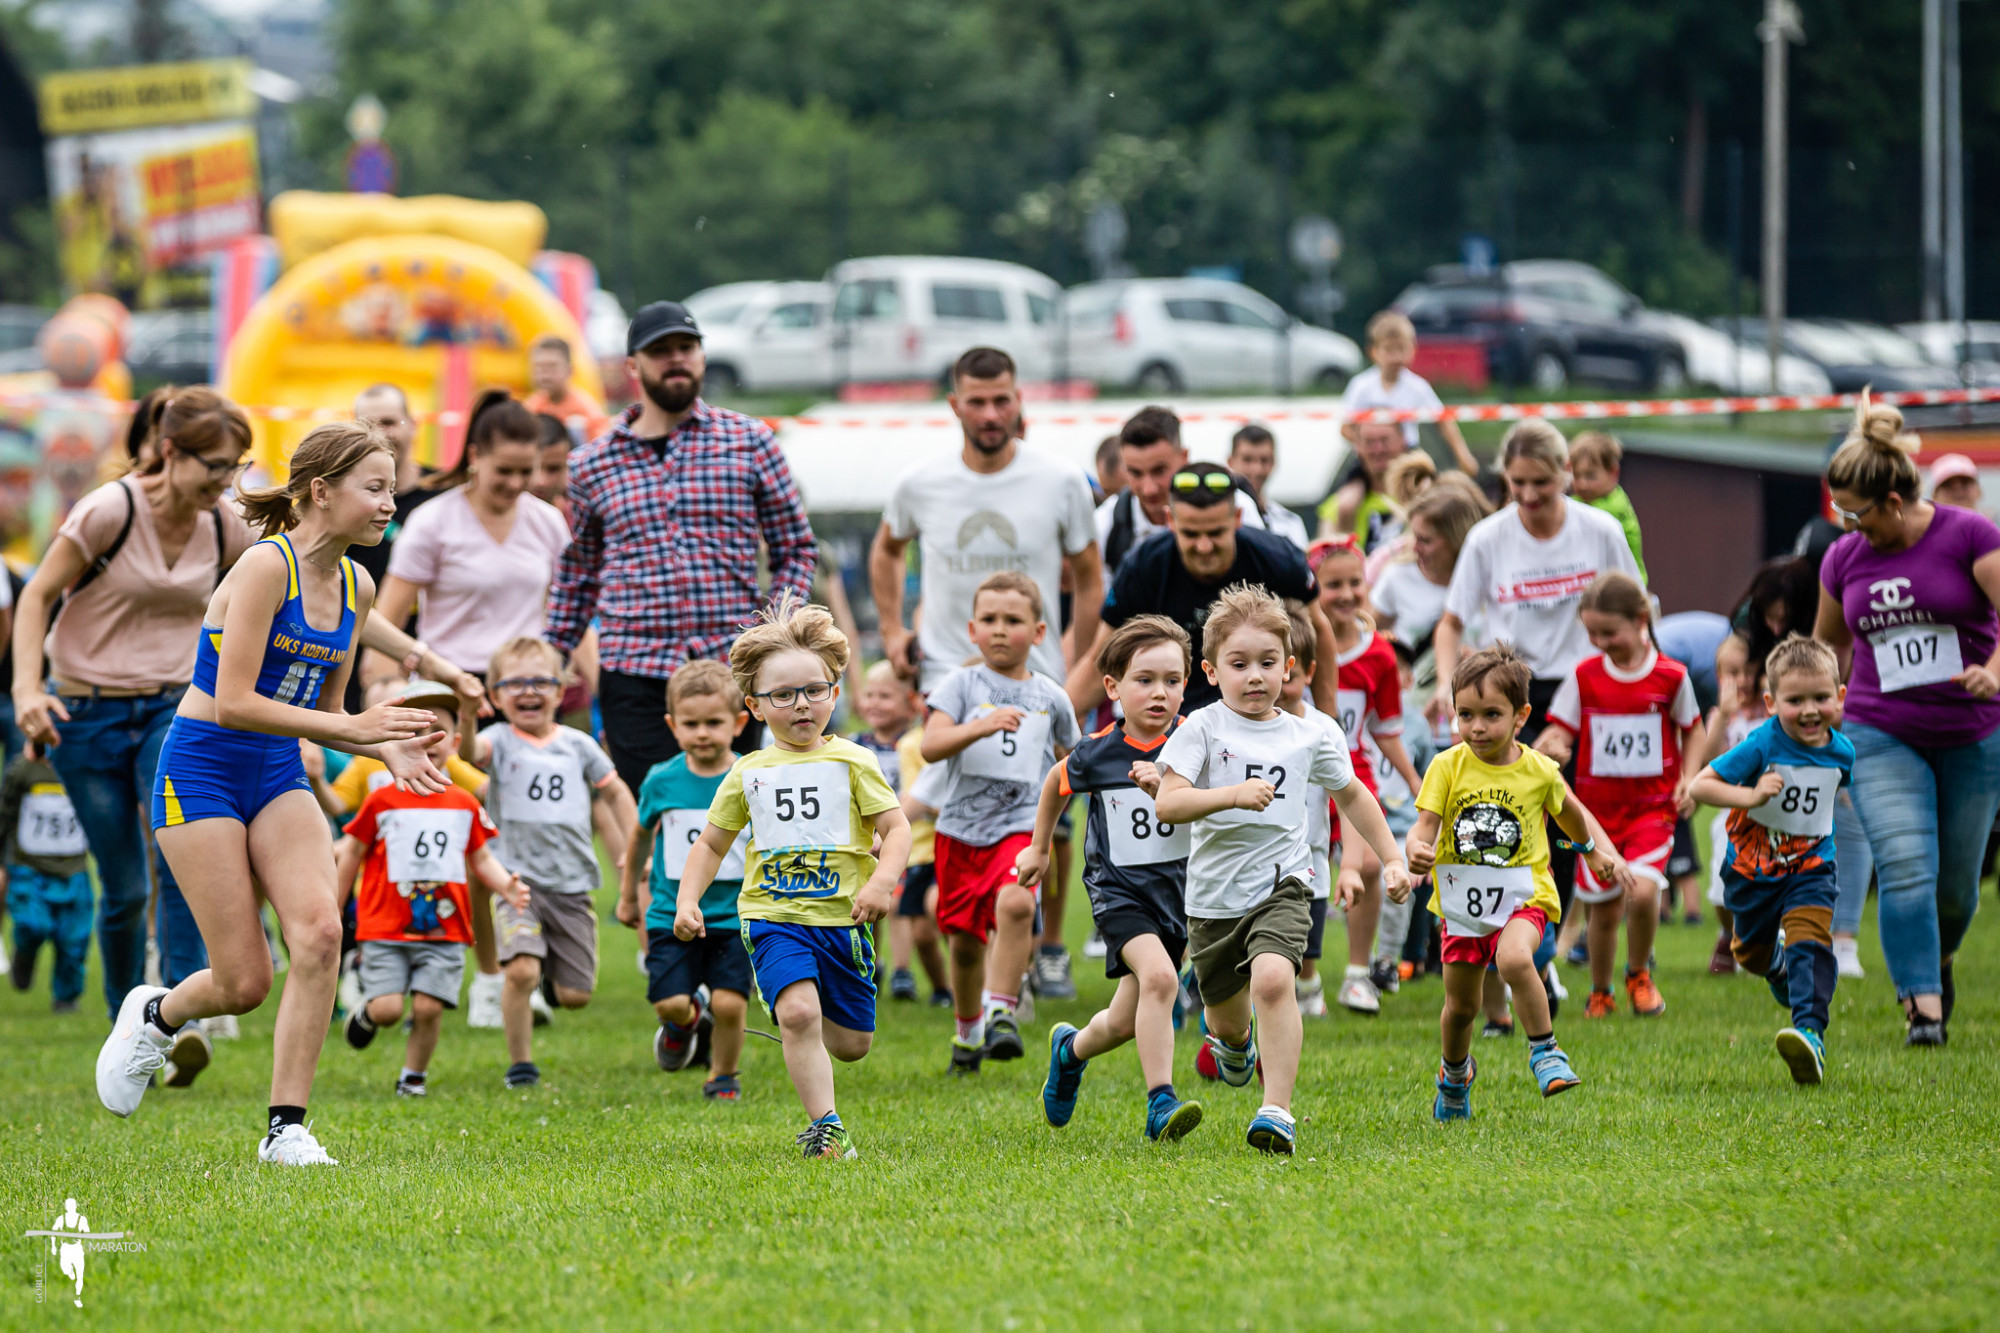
[1439,905,1550,969]
[1576,807,1675,902]
[934,831,1034,940]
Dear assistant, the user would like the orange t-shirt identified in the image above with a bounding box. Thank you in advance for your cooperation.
[521,387,611,445]
[344,786,495,944]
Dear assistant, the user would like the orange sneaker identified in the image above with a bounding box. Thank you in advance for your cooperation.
[1585,989,1617,1019]
[1625,969,1666,1017]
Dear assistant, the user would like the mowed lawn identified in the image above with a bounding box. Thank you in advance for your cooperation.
[2,846,1995,1332]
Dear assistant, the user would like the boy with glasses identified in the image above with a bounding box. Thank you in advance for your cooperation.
[461,636,637,1088]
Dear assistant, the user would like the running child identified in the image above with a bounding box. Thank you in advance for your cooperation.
[0,748,92,1014]
[1408,644,1633,1121]
[1019,615,1201,1141]
[618,660,752,1100]
[1701,632,1765,974]
[1313,536,1426,1015]
[1155,583,1412,1154]
[1568,432,1647,581]
[921,571,1080,1073]
[1688,635,1855,1084]
[1534,572,1703,1018]
[462,636,635,1089]
[337,682,527,1095]
[675,596,910,1160]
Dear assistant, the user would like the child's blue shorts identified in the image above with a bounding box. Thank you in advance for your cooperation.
[742,919,877,1032]
[152,715,311,830]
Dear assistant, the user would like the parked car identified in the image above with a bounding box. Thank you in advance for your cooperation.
[1726,318,1965,394]
[1064,277,1360,393]
[1394,260,1688,393]
[1895,320,2000,386]
[680,280,831,395]
[826,256,1061,386]
[1640,311,1831,396]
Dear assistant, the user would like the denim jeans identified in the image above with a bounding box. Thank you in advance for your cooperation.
[45,689,205,1017]
[1844,720,2000,1000]
[1831,788,1874,936]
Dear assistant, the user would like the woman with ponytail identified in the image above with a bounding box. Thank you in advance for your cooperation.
[376,388,571,682]
[93,420,452,1166]
[1814,395,2000,1048]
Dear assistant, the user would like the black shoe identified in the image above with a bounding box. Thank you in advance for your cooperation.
[505,1060,541,1088]
[1481,1018,1515,1038]
[344,1010,378,1050]
[1368,957,1400,996]
[51,999,78,1014]
[8,947,32,991]
[950,1039,983,1076]
[1942,960,1955,1028]
[395,1072,427,1097]
[929,988,954,1008]
[890,968,919,1001]
[1906,1014,1947,1048]
[983,1014,1024,1061]
[692,1001,715,1069]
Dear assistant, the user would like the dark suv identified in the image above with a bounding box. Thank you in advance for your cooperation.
[1393,260,1688,393]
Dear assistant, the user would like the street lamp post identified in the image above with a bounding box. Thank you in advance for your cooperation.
[1759,0,1803,394]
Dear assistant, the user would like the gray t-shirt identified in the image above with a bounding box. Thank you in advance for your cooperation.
[480,723,617,893]
[928,664,1081,847]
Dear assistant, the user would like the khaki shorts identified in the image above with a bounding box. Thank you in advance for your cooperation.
[494,888,600,994]
[1187,876,1313,1006]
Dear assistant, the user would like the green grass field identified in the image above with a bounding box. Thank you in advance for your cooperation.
[3,855,1994,1332]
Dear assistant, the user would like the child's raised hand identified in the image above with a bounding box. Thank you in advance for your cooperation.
[673,901,707,941]
[1405,836,1436,877]
[1233,778,1277,812]
[498,873,530,911]
[1381,859,1414,904]
[1127,760,1161,796]
[851,878,893,925]
[983,706,1026,736]
[1750,770,1786,807]
[1014,842,1049,889]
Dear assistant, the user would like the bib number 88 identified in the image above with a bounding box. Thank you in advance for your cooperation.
[1129,807,1175,841]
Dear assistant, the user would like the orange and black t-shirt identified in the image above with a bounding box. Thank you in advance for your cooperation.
[1060,718,1189,913]
[345,786,495,944]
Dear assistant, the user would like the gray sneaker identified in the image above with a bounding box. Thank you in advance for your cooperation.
[1033,947,1077,1001]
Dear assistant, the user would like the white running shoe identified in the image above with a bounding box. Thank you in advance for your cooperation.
[1336,966,1381,1016]
[258,1121,338,1166]
[1834,938,1865,980]
[336,955,365,1021]
[636,946,648,977]
[529,986,555,1026]
[162,1020,211,1088]
[466,970,504,1028]
[1082,931,1108,960]
[207,1013,240,1041]
[1296,976,1328,1018]
[96,985,172,1117]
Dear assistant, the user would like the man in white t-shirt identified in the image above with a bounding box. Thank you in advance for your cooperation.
[870,346,1102,695]
[1096,406,1264,578]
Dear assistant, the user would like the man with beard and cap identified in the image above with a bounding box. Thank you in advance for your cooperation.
[546,301,817,793]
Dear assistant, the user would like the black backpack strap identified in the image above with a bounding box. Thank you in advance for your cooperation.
[1106,489,1137,574]
[60,479,137,607]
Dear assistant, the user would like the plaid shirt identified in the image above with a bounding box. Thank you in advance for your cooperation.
[546,401,817,678]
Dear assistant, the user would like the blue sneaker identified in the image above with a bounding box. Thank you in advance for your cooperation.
[1528,1041,1581,1097]
[1775,1027,1825,1085]
[1433,1057,1476,1121]
[1042,1023,1087,1127]
[1145,1093,1203,1142]
[1564,940,1589,967]
[1245,1109,1296,1155]
[1204,1033,1259,1088]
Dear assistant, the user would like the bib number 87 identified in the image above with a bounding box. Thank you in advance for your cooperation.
[1129,807,1175,841]
[1462,885,1505,918]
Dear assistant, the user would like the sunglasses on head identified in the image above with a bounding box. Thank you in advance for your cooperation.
[1171,470,1234,495]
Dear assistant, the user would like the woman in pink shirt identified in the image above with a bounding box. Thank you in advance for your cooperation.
[377,391,572,681]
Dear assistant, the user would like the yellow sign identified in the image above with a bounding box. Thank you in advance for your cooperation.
[39,59,256,136]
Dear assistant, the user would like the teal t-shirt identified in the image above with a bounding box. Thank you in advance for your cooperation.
[638,755,743,932]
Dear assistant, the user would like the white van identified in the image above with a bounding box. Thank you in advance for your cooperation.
[827,256,1063,386]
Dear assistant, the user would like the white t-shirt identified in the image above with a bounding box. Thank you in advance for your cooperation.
[1370,559,1450,649]
[1157,701,1354,918]
[884,446,1096,692]
[1444,500,1641,679]
[1341,366,1443,449]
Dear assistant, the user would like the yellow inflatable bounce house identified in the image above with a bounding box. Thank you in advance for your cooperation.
[222,192,603,479]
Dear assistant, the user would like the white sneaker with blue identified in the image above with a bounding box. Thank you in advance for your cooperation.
[1246,1104,1295,1154]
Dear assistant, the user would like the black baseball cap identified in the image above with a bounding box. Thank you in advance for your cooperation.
[626,300,704,354]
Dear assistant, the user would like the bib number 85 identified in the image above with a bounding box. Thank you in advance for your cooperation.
[1777,784,1819,816]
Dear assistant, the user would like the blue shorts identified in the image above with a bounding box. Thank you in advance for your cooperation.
[646,927,753,1004]
[151,715,311,830]
[741,919,876,1033]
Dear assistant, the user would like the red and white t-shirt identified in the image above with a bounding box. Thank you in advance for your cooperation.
[1332,631,1404,797]
[1546,649,1700,819]
[345,786,496,944]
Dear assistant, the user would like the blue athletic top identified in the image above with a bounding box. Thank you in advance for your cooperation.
[191,533,358,710]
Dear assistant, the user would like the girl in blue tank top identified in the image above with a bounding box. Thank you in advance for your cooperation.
[104,421,457,1167]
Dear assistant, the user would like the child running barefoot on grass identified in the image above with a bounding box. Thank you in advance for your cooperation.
[336,682,528,1097]
[1534,573,1704,1019]
[1409,645,1634,1121]
[1687,636,1855,1085]
[1155,584,1411,1154]
[618,661,752,1100]
[1019,615,1200,1142]
[676,596,910,1160]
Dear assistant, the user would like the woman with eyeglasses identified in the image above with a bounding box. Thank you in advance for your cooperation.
[374,390,571,690]
[1813,396,2000,1048]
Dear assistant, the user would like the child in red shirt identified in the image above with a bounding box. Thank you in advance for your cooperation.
[335,683,527,1096]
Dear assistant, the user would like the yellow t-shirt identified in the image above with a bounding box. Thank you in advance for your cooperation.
[896,728,936,866]
[331,754,489,814]
[707,737,900,928]
[1416,743,1567,925]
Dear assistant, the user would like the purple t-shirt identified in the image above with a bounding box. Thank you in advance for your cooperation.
[1821,503,2000,747]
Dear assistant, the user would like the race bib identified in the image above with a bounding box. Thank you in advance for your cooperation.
[960,708,1053,784]
[17,789,85,857]
[658,807,747,881]
[745,762,848,852]
[380,807,473,885]
[498,746,591,825]
[1870,623,1963,692]
[1590,713,1664,778]
[1747,764,1841,839]
[1102,788,1190,865]
[1335,688,1367,744]
[1206,745,1310,827]
[1434,863,1536,937]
